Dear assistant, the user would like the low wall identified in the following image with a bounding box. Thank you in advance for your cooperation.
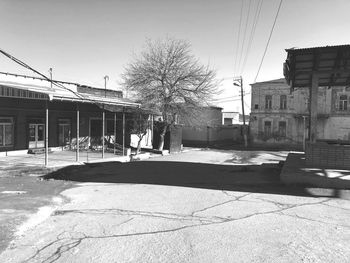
[182,125,243,146]
[306,142,350,169]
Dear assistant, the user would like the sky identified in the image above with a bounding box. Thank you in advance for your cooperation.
[1,0,350,113]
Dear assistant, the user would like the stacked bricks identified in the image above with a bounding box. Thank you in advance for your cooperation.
[306,142,350,169]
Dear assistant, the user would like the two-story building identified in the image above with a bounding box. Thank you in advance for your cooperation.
[249,78,350,148]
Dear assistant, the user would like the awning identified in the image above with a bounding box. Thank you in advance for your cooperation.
[284,44,350,89]
[0,74,140,108]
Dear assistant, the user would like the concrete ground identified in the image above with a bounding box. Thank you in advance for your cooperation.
[1,149,350,262]
[0,150,129,172]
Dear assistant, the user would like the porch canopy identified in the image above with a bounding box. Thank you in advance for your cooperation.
[0,73,141,165]
[284,44,350,89]
[283,45,350,142]
[0,73,140,108]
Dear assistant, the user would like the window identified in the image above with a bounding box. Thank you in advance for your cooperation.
[264,121,272,137]
[0,117,14,147]
[254,104,259,110]
[339,95,348,111]
[278,121,286,137]
[265,95,272,109]
[224,118,232,125]
[280,95,287,109]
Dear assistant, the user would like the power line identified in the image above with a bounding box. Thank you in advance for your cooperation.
[234,0,244,75]
[0,48,113,107]
[0,48,86,99]
[237,0,252,73]
[240,0,264,74]
[253,0,283,83]
[212,98,242,103]
[211,92,251,103]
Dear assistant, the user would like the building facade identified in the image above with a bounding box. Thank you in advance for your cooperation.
[249,78,350,148]
[0,73,141,156]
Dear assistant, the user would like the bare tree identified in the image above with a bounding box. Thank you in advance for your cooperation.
[122,37,219,150]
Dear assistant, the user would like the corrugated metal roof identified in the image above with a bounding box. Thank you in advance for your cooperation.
[250,78,286,85]
[0,74,140,108]
[285,44,350,52]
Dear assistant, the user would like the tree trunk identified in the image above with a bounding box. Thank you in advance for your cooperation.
[136,133,146,155]
[136,139,142,154]
[158,125,167,151]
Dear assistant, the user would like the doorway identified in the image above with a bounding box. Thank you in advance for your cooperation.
[29,123,45,148]
[58,119,71,147]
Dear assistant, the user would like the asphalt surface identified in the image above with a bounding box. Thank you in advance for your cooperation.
[0,163,75,253]
[1,149,350,262]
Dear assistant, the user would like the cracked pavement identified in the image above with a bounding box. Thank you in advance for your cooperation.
[1,149,350,262]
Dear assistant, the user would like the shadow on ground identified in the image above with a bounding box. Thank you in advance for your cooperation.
[43,161,336,198]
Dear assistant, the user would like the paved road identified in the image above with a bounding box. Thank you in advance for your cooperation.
[1,149,350,262]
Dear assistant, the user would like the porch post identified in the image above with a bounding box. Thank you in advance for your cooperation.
[303,116,307,151]
[76,104,80,162]
[102,109,105,158]
[114,112,116,155]
[122,111,125,156]
[45,100,49,166]
[309,73,319,143]
[151,114,154,148]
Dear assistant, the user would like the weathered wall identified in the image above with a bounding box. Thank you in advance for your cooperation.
[182,125,243,146]
[323,117,350,140]
[250,79,350,148]
[180,106,223,127]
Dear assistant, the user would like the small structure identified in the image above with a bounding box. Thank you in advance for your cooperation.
[178,106,223,127]
[0,72,141,165]
[181,106,243,147]
[222,112,250,125]
[284,44,350,168]
[222,112,240,125]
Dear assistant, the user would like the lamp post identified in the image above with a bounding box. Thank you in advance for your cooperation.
[102,75,109,158]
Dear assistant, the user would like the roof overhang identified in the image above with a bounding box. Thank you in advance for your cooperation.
[284,45,350,89]
[0,80,140,108]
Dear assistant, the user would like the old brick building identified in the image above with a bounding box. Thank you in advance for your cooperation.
[250,78,350,148]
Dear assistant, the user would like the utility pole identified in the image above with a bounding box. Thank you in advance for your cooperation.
[234,76,248,147]
[49,68,53,89]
